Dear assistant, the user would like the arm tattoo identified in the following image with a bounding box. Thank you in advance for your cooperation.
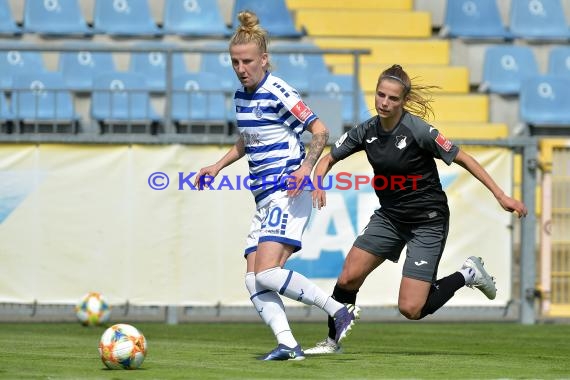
[304,130,329,170]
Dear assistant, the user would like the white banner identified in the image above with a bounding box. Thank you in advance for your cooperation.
[0,144,512,307]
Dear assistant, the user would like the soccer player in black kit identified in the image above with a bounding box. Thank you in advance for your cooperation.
[305,64,528,354]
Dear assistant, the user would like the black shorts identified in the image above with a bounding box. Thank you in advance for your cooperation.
[354,209,449,283]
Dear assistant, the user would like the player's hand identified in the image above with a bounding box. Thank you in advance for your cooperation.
[194,164,220,190]
[312,188,326,209]
[497,194,528,218]
[286,165,311,197]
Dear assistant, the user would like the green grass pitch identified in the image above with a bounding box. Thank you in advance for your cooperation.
[0,322,568,379]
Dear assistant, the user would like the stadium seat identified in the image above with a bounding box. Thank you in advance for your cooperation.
[547,46,570,76]
[198,41,240,92]
[23,0,92,36]
[93,0,161,37]
[294,9,431,38]
[479,45,539,95]
[0,0,21,35]
[10,72,80,131]
[90,72,160,133]
[286,0,413,10]
[509,0,570,40]
[232,0,304,38]
[59,46,116,91]
[162,0,231,37]
[311,38,451,66]
[128,43,187,92]
[0,48,46,90]
[440,0,512,39]
[519,75,570,126]
[169,72,230,133]
[271,41,329,93]
[435,122,509,140]
[308,73,372,127]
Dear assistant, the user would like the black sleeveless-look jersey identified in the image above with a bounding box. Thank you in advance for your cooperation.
[331,112,460,224]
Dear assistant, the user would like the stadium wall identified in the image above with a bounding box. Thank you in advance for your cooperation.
[0,144,514,310]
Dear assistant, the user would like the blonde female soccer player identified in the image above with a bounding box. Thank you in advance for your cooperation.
[194,11,359,361]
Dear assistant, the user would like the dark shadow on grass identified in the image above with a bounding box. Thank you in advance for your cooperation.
[100,367,148,371]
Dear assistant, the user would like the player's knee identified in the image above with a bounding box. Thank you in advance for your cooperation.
[337,272,363,290]
[254,267,278,291]
[398,302,422,320]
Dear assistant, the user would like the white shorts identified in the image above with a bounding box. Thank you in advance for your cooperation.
[244,191,312,256]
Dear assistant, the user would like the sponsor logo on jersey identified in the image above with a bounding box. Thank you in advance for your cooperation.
[291,101,312,122]
[435,132,453,152]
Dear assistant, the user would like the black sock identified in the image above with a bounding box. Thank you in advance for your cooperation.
[327,284,359,340]
[419,272,466,319]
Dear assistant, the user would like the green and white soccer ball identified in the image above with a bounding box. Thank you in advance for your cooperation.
[99,323,147,370]
[75,292,111,326]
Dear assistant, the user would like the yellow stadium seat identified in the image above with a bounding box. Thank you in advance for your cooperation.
[364,94,488,123]
[431,95,488,123]
[295,10,431,38]
[333,64,469,94]
[286,0,413,10]
[312,38,450,66]
[435,122,509,139]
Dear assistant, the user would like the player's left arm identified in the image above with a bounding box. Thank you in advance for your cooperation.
[453,149,528,218]
[288,119,329,197]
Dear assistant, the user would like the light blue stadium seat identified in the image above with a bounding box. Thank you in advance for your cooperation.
[548,46,570,76]
[509,0,570,40]
[0,0,21,35]
[0,47,46,89]
[198,41,240,92]
[11,72,80,125]
[128,43,187,92]
[520,75,570,127]
[24,0,92,36]
[232,0,304,38]
[271,41,329,93]
[59,47,116,91]
[169,72,230,131]
[93,0,161,37]
[90,72,160,132]
[309,73,372,127]
[479,45,539,95]
[163,0,231,37]
[440,0,512,39]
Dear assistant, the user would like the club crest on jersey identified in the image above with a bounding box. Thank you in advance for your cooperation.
[395,135,407,150]
[435,132,453,152]
[253,102,263,118]
[291,100,312,122]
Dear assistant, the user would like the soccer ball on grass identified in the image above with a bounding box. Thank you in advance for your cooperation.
[75,292,111,326]
[99,323,147,370]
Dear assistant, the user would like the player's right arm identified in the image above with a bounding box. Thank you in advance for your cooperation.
[194,136,245,189]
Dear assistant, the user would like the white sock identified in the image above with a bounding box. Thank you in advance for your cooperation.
[460,268,476,285]
[245,272,297,347]
[256,267,344,317]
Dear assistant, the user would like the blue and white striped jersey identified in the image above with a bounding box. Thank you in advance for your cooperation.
[234,71,318,207]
